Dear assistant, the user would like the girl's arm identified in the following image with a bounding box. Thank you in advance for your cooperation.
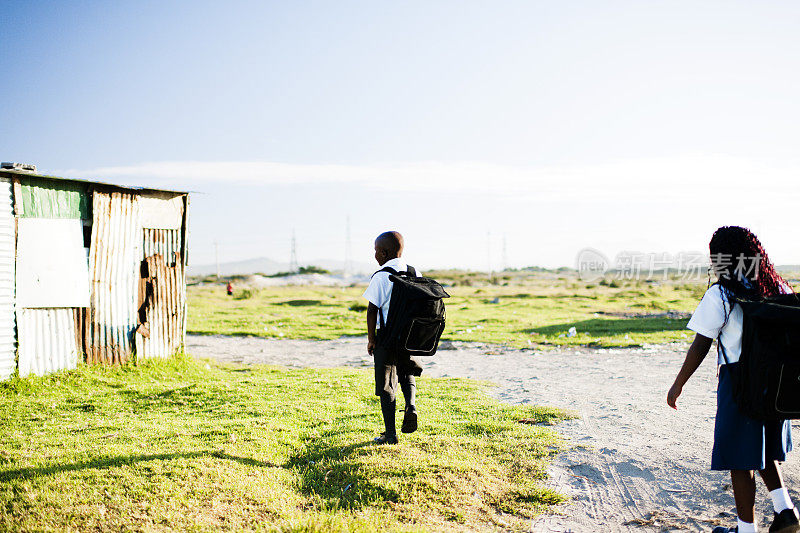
[667,333,714,410]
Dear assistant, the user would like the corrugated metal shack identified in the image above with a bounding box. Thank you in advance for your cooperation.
[0,164,189,380]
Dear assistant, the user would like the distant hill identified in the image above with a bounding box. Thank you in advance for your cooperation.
[306,258,376,274]
[187,257,287,277]
[187,257,375,277]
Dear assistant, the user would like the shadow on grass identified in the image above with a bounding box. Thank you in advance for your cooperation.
[524,317,688,337]
[0,451,278,482]
[287,435,402,510]
[275,299,324,307]
[114,384,230,413]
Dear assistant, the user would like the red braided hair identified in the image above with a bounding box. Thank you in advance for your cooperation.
[709,226,789,298]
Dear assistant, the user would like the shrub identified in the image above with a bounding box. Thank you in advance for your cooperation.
[298,265,330,274]
[233,289,256,300]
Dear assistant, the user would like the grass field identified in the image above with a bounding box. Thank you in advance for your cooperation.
[0,355,571,532]
[188,273,709,348]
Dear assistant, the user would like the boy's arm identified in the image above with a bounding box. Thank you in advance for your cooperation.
[367,303,379,355]
[667,333,713,409]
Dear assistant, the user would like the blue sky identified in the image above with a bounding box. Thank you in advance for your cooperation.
[3,1,800,269]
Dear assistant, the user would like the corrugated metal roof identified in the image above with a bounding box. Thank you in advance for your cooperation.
[0,169,189,195]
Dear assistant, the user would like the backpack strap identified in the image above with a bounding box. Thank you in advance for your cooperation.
[718,335,731,365]
[371,265,416,330]
[716,283,736,366]
[371,265,415,277]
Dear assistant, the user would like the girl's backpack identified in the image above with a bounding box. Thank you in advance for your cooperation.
[721,292,800,420]
[375,266,449,357]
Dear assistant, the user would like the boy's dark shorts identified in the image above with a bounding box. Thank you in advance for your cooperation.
[711,362,793,471]
[373,345,422,402]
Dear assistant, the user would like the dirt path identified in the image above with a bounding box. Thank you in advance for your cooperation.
[186,335,800,532]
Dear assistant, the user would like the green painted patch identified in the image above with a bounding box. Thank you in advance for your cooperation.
[20,177,90,219]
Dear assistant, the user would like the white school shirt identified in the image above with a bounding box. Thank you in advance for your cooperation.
[362,258,422,328]
[686,285,743,364]
[687,283,792,364]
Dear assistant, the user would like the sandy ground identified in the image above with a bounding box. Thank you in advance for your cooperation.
[186,335,800,532]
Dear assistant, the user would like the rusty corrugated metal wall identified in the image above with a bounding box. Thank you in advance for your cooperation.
[138,226,186,359]
[135,251,185,359]
[0,178,14,379]
[87,191,141,364]
[142,229,181,264]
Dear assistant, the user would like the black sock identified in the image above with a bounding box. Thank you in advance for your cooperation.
[401,378,416,411]
[380,393,396,436]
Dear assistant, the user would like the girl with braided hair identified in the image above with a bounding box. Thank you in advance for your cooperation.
[668,226,798,533]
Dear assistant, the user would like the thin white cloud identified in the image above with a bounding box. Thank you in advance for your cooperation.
[56,154,797,200]
[59,155,800,268]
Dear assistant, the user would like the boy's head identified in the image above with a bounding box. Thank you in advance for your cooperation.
[374,231,403,265]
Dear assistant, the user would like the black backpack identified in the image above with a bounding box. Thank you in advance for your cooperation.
[374,266,449,357]
[719,289,800,420]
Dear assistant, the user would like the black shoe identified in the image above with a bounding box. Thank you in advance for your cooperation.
[770,507,800,533]
[401,407,418,434]
[373,432,398,445]
[711,527,737,533]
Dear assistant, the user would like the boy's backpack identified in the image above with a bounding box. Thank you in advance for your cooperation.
[375,266,450,357]
[720,291,800,420]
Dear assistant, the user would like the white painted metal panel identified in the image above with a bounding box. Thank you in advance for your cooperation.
[0,178,14,379]
[17,308,78,377]
[16,218,90,308]
[139,193,183,229]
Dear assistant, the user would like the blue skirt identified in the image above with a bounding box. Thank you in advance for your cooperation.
[711,363,793,471]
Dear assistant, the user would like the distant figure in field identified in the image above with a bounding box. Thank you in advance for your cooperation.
[363,231,422,445]
[226,281,233,296]
[668,226,798,533]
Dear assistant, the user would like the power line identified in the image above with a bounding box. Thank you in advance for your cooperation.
[502,234,508,271]
[289,229,298,272]
[344,215,353,277]
[487,230,492,280]
[214,240,220,279]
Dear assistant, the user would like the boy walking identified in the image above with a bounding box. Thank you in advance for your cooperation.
[363,231,422,445]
